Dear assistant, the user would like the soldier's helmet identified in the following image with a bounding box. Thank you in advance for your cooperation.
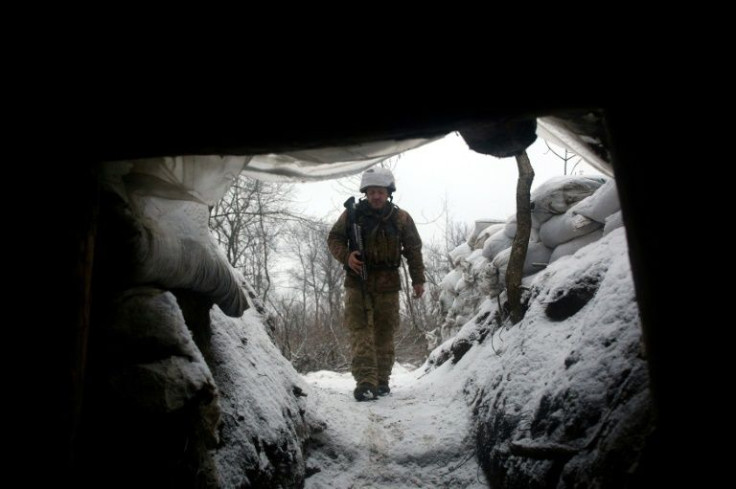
[359,167,396,193]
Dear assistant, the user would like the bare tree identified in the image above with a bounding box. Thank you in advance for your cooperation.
[269,219,351,373]
[544,141,583,175]
[209,175,302,301]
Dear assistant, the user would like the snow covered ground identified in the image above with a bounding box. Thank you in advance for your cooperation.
[298,227,648,488]
[302,363,489,488]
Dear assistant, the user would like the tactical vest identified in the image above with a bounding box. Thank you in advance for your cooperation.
[355,200,402,270]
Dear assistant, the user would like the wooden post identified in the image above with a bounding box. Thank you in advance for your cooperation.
[506,150,534,324]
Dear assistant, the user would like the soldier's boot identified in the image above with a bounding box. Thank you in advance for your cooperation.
[353,382,378,401]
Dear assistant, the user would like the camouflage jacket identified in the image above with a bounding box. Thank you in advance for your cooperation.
[327,200,425,292]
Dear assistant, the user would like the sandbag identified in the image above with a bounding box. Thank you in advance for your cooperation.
[549,229,605,263]
[440,269,463,292]
[482,231,514,261]
[603,210,625,235]
[473,223,505,250]
[127,196,248,317]
[449,242,472,267]
[438,289,456,314]
[538,208,603,248]
[503,213,542,239]
[531,175,607,224]
[571,178,620,223]
[493,241,553,278]
[461,249,487,284]
[468,220,505,249]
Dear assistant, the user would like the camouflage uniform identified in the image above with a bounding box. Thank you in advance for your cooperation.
[328,200,425,388]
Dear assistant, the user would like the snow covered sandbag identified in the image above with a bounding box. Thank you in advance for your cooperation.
[538,208,603,248]
[449,242,472,267]
[467,219,505,250]
[603,210,624,235]
[448,297,465,325]
[461,249,487,283]
[549,229,604,264]
[454,276,469,295]
[492,241,553,278]
[492,260,509,296]
[439,268,463,292]
[453,275,479,308]
[525,241,554,273]
[531,175,607,224]
[126,195,248,317]
[571,177,620,223]
[454,284,482,323]
[503,213,542,239]
[482,231,514,261]
[441,318,462,343]
[490,242,552,292]
[469,254,490,281]
[479,263,503,298]
[439,288,456,314]
[474,223,505,249]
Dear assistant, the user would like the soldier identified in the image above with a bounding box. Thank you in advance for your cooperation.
[327,167,426,401]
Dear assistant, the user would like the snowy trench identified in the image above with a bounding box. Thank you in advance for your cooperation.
[299,228,649,488]
[303,364,489,488]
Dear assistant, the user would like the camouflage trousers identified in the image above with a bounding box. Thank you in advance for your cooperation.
[344,287,399,386]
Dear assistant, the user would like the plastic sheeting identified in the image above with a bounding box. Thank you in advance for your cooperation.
[103,155,251,207]
[102,116,609,204]
[537,117,613,177]
[126,196,250,317]
[240,137,439,182]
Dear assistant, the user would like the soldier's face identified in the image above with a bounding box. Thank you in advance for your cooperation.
[365,187,389,210]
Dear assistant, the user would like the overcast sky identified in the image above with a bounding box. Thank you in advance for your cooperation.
[294,132,605,246]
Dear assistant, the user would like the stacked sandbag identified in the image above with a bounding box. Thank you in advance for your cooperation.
[467,219,505,250]
[438,241,473,341]
[475,223,506,251]
[477,176,611,299]
[438,268,463,316]
[503,213,542,239]
[531,175,608,224]
[603,210,624,235]
[546,177,621,264]
[482,240,553,298]
[449,242,472,267]
[570,177,620,223]
[549,229,604,263]
[437,243,466,342]
[538,210,603,249]
[482,227,515,262]
[442,247,488,341]
[435,175,622,344]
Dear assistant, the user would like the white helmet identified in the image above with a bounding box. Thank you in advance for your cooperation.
[359,167,396,193]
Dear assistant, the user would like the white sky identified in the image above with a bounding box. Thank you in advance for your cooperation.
[294,132,605,246]
[295,229,639,488]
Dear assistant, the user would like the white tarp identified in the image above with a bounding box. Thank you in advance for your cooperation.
[102,117,608,205]
[537,116,613,177]
[103,137,439,206]
[102,155,251,207]
[239,137,440,182]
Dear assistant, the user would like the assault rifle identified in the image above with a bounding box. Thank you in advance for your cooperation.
[344,196,367,280]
